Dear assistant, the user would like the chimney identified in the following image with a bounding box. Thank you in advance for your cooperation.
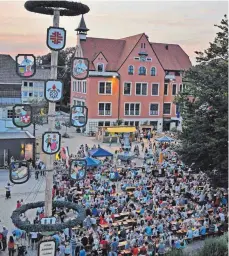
[165,45,169,50]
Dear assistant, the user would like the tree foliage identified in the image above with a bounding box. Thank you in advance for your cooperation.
[175,15,228,186]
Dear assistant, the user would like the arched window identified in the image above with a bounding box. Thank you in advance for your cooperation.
[151,67,156,76]
[128,65,134,75]
[138,66,146,75]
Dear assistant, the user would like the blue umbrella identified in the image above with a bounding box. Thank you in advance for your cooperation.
[84,157,101,167]
[156,136,174,143]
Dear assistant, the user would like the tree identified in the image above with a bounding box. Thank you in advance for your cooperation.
[175,15,228,187]
[38,47,75,105]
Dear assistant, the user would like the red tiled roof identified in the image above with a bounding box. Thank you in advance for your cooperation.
[80,34,191,71]
[81,37,125,71]
[150,43,192,71]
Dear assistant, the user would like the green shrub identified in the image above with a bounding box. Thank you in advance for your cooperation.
[194,233,228,256]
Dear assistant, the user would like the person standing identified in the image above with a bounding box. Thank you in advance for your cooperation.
[2,226,8,251]
[5,183,13,199]
[70,234,77,256]
[8,236,15,256]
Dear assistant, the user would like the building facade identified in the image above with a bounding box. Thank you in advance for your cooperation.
[0,54,50,132]
[71,17,192,133]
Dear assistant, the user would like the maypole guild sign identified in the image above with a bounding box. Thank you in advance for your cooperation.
[71,57,89,80]
[16,54,36,78]
[45,80,63,102]
[42,132,61,155]
[38,239,56,256]
[47,27,66,51]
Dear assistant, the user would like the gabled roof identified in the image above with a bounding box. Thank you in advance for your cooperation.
[150,43,192,71]
[80,34,192,72]
[81,37,125,71]
[0,55,22,84]
[0,54,50,84]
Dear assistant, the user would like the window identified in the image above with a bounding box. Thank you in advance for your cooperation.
[146,58,152,62]
[73,81,77,92]
[180,84,183,92]
[176,104,180,114]
[99,82,112,95]
[104,121,110,126]
[123,82,131,95]
[163,103,171,115]
[125,103,140,116]
[151,67,156,76]
[29,92,33,97]
[138,66,146,75]
[175,71,180,76]
[98,121,104,127]
[134,57,140,60]
[183,84,186,91]
[34,91,38,97]
[23,92,28,97]
[7,110,13,118]
[98,103,111,116]
[23,82,28,87]
[135,121,139,127]
[29,82,33,87]
[124,121,129,126]
[172,84,177,95]
[130,121,134,126]
[152,83,159,96]
[141,43,146,48]
[7,110,19,119]
[97,63,104,72]
[77,81,82,92]
[136,83,147,95]
[164,84,168,95]
[150,104,159,115]
[82,81,87,94]
[128,65,134,75]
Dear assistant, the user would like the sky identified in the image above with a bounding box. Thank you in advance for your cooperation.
[0,0,227,64]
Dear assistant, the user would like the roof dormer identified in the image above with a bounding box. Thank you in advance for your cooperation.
[92,52,108,72]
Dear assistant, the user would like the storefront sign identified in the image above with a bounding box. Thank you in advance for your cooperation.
[38,239,56,256]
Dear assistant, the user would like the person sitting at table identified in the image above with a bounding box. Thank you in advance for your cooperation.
[200,224,206,236]
[186,227,193,240]
[157,240,166,255]
[132,244,139,256]
[174,238,181,249]
[193,227,200,237]
[145,223,153,236]
[124,239,131,250]
[119,227,127,240]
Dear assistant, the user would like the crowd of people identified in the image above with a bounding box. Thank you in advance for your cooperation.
[0,133,228,256]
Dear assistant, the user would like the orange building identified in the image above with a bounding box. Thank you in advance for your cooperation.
[71,16,192,133]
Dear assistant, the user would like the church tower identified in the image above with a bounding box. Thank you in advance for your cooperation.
[74,15,89,58]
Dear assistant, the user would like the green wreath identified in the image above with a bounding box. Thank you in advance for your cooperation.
[24,1,90,16]
[11,201,86,232]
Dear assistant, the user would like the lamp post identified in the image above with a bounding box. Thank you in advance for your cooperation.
[24,0,90,217]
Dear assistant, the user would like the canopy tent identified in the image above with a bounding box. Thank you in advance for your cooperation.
[89,147,113,157]
[156,136,175,143]
[106,127,136,133]
[84,157,101,167]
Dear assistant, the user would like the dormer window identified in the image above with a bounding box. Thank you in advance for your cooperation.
[151,67,156,76]
[138,66,146,76]
[97,63,104,72]
[128,65,134,75]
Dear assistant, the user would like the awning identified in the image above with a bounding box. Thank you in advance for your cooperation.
[106,127,136,133]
